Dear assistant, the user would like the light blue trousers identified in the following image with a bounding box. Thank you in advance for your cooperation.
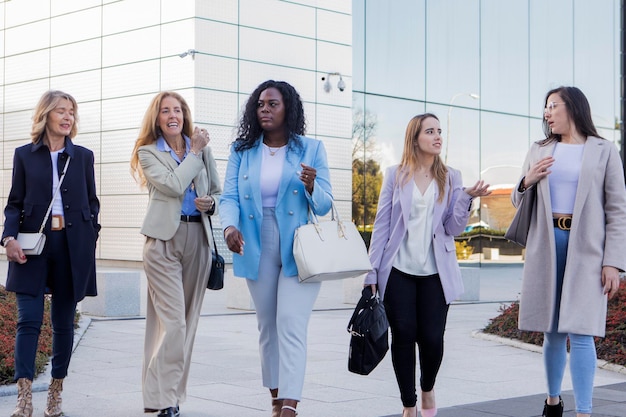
[246,208,321,401]
[544,227,596,414]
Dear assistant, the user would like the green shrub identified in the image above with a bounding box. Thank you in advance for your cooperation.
[483,280,626,367]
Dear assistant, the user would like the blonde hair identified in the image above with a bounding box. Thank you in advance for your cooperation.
[130,91,194,187]
[396,113,447,202]
[30,90,79,142]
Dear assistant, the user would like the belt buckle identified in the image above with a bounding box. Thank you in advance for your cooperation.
[557,216,572,231]
[51,215,64,231]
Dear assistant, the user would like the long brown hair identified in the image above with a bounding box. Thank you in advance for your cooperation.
[31,90,79,142]
[130,91,193,187]
[396,113,447,202]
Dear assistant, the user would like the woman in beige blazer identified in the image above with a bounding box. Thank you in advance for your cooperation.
[130,91,221,417]
[512,86,626,417]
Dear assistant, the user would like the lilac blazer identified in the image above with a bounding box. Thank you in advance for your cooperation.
[364,165,473,303]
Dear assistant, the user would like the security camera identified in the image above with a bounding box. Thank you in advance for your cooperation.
[337,77,346,92]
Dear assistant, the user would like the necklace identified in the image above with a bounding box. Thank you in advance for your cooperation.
[265,143,285,156]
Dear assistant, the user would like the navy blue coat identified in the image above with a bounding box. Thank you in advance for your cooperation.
[2,138,100,302]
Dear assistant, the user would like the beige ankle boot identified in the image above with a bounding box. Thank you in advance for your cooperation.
[11,378,33,417]
[44,378,64,417]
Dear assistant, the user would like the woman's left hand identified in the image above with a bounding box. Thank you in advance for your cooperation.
[299,163,316,194]
[602,266,621,299]
[465,180,492,198]
[194,195,215,213]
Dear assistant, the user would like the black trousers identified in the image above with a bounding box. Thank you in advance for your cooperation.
[383,267,449,407]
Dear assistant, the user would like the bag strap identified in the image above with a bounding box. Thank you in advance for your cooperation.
[38,156,71,234]
[347,287,376,333]
[208,216,219,258]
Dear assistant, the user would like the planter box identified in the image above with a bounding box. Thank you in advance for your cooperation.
[455,234,524,256]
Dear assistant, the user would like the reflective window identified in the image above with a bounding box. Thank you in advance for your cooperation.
[480,0,530,115]
[425,0,480,106]
[362,0,425,100]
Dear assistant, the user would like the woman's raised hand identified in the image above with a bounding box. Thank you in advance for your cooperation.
[465,180,491,198]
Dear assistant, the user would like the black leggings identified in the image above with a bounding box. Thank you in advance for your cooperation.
[383,268,449,408]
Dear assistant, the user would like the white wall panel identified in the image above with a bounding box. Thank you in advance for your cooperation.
[161,20,195,58]
[160,57,195,91]
[51,39,102,76]
[102,27,160,67]
[4,21,50,56]
[162,0,195,23]
[4,80,50,113]
[100,162,144,195]
[100,195,148,228]
[100,129,140,164]
[51,0,101,16]
[4,50,50,85]
[76,102,102,134]
[51,8,101,46]
[195,55,238,92]
[101,94,154,132]
[5,0,50,27]
[195,90,239,126]
[73,132,102,163]
[320,136,352,170]
[98,227,144,261]
[102,0,160,35]
[315,104,352,138]
[240,0,315,38]
[51,70,102,103]
[239,27,316,69]
[329,167,352,201]
[103,61,160,99]
[195,20,238,58]
[317,8,352,45]
[196,0,238,24]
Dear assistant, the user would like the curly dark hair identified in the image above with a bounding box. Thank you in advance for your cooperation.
[234,80,306,152]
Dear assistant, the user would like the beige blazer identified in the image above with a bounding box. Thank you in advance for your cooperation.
[512,136,626,336]
[138,144,221,243]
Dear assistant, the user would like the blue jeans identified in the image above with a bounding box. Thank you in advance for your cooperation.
[14,230,77,381]
[543,227,596,414]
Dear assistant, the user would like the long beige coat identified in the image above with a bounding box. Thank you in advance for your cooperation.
[512,137,626,337]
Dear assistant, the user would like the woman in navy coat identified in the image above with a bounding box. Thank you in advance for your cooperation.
[1,90,100,417]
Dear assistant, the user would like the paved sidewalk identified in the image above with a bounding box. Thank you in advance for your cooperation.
[0,262,624,416]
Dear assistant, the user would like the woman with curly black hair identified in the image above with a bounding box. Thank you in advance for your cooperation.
[220,80,333,417]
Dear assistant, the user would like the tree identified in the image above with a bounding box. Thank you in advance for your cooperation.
[352,109,382,228]
[352,158,382,227]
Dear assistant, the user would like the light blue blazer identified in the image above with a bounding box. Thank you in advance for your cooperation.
[364,165,473,303]
[219,135,333,280]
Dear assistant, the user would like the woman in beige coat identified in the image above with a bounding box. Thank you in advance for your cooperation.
[512,86,626,417]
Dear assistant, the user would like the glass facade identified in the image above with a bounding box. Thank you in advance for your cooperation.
[0,0,353,262]
[353,0,622,260]
[1,0,623,264]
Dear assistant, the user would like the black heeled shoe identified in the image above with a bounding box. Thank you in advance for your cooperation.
[157,405,180,417]
[542,396,563,417]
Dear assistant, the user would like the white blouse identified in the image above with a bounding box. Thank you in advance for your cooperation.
[392,180,438,276]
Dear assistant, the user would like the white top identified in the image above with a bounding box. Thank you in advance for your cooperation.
[392,180,438,276]
[260,143,287,208]
[549,142,584,214]
[50,149,65,215]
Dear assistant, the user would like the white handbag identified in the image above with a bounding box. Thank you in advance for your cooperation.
[293,202,372,283]
[17,233,46,256]
[15,157,70,256]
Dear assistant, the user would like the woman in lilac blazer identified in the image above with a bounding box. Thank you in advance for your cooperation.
[364,113,490,417]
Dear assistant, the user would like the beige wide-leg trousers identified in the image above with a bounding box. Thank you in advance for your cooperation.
[142,222,210,411]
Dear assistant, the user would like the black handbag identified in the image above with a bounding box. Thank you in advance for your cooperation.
[207,217,224,290]
[504,184,536,247]
[347,286,389,375]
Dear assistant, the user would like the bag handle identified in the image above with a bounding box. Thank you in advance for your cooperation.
[208,216,220,258]
[306,201,348,239]
[38,156,71,234]
[347,286,377,334]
